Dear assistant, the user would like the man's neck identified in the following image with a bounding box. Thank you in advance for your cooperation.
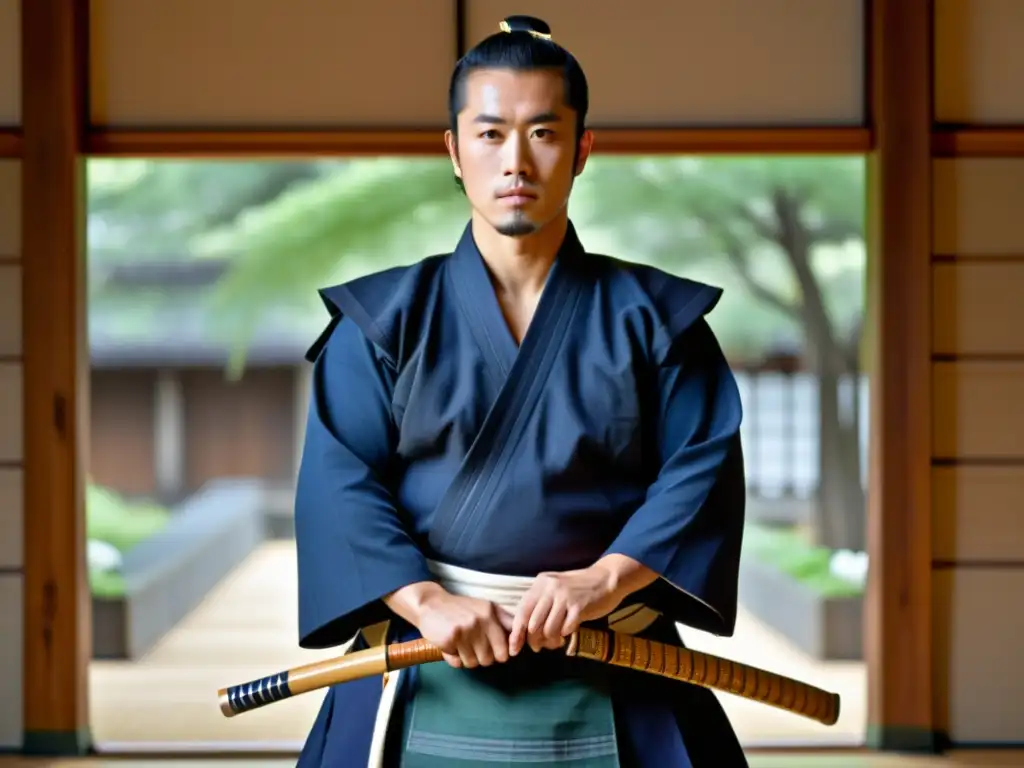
[471,212,568,300]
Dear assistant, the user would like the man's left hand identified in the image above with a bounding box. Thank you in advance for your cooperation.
[508,565,623,656]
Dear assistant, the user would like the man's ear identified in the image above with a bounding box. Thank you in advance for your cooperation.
[574,129,594,176]
[444,130,462,180]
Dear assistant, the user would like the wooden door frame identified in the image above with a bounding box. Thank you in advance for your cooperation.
[10,0,1023,755]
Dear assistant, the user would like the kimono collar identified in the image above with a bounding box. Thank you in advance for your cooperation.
[450,218,587,280]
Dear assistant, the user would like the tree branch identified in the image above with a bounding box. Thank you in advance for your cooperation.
[733,202,781,243]
[688,200,802,322]
[717,225,803,322]
[840,322,862,374]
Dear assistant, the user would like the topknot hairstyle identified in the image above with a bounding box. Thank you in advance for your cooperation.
[447,15,590,144]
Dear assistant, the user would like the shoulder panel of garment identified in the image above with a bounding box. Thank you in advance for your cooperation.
[303,254,448,367]
[590,255,724,361]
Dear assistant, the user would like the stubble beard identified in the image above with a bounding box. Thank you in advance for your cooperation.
[494,209,538,237]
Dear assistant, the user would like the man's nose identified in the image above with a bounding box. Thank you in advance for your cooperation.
[502,133,533,177]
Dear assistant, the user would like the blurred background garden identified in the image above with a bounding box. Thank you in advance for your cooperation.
[84,155,869,748]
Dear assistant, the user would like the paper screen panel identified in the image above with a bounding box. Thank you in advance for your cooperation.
[934,0,1024,124]
[932,466,1024,562]
[932,262,1024,355]
[933,159,1024,257]
[465,0,864,127]
[0,575,22,748]
[932,362,1024,459]
[933,570,1024,744]
[0,0,19,126]
[90,0,455,127]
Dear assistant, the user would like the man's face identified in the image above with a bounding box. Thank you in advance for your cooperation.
[446,68,593,238]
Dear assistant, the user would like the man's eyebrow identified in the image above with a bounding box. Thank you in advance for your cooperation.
[471,112,563,124]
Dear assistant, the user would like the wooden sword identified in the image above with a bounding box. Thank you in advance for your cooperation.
[217,626,841,726]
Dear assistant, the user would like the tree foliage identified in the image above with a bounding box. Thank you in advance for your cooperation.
[87,158,326,261]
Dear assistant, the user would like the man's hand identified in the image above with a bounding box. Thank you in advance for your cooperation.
[418,591,516,669]
[384,581,514,669]
[508,555,658,656]
[508,566,622,656]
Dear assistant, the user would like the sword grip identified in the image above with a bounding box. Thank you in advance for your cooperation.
[386,637,446,667]
[218,643,392,717]
[218,672,293,717]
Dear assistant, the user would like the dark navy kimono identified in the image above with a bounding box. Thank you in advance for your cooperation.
[293,221,748,767]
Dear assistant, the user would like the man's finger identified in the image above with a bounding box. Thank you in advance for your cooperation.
[527,592,554,652]
[472,632,494,667]
[458,643,477,669]
[443,652,463,669]
[527,591,554,634]
[510,590,539,656]
[486,613,510,664]
[561,604,582,638]
[543,600,567,645]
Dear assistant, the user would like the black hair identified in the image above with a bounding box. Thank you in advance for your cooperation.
[447,15,590,184]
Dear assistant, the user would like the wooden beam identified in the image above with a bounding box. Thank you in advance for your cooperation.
[70,125,1024,158]
[864,0,935,753]
[84,126,873,157]
[0,129,22,157]
[86,128,449,157]
[20,0,91,755]
[932,127,1024,157]
[593,127,872,154]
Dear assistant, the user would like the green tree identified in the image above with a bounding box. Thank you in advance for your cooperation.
[87,158,327,261]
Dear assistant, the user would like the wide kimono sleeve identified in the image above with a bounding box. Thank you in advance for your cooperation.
[602,316,746,637]
[294,316,435,649]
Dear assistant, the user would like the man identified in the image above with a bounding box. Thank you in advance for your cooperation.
[294,15,748,768]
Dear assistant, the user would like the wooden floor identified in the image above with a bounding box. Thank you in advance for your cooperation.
[89,541,866,746]
[2,752,1023,767]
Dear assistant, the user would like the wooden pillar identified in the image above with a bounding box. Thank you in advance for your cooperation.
[864,0,935,752]
[20,0,91,754]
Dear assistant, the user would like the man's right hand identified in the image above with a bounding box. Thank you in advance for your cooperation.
[383,581,515,668]
[417,590,515,668]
